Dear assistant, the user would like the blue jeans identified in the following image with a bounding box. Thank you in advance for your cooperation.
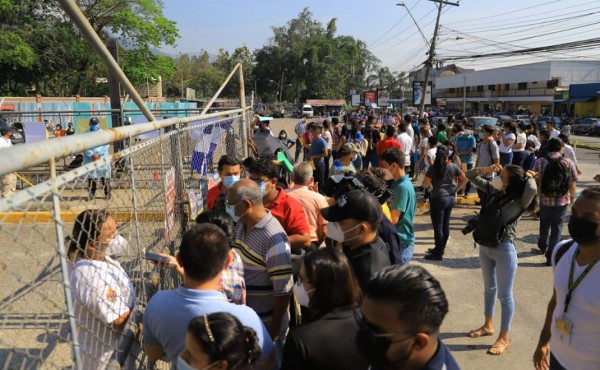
[400,242,415,265]
[479,241,517,332]
[500,152,513,166]
[362,151,379,169]
[294,138,303,162]
[511,150,526,168]
[539,204,568,262]
[429,196,455,255]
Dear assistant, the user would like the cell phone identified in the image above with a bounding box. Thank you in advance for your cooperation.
[144,251,169,264]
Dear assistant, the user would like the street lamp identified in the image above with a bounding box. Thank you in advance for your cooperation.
[396,3,430,48]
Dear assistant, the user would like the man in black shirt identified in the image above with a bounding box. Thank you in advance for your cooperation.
[321,189,391,288]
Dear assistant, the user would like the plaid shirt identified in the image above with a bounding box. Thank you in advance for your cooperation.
[220,248,246,305]
[332,126,343,151]
[535,152,578,207]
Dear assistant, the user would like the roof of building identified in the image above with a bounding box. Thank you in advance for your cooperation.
[305,99,346,106]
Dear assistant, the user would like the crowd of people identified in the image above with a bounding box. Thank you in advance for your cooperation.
[59,111,600,370]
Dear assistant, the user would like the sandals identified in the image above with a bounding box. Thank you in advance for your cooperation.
[487,338,510,355]
[467,327,494,338]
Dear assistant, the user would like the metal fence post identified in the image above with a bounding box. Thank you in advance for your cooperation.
[49,157,83,370]
[173,120,188,237]
[239,64,249,159]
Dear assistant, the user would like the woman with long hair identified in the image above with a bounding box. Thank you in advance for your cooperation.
[178,312,261,370]
[68,210,135,370]
[281,247,367,370]
[499,121,517,166]
[511,122,528,168]
[465,164,537,355]
[422,146,468,261]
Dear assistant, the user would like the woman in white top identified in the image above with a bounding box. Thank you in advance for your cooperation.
[414,124,432,181]
[511,122,528,168]
[558,133,582,175]
[498,121,517,166]
[322,120,334,177]
[68,210,135,370]
[526,124,541,151]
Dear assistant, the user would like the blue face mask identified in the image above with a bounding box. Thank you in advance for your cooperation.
[177,355,219,370]
[257,181,270,197]
[222,175,240,188]
[226,203,241,223]
[90,124,100,132]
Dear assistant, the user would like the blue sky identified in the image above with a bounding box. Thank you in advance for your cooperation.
[161,0,600,73]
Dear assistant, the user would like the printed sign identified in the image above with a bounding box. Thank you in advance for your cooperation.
[22,122,48,143]
[364,91,377,105]
[164,167,176,240]
[378,89,390,106]
[188,189,204,221]
[413,81,432,106]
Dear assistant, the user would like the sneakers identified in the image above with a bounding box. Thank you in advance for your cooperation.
[424,253,443,261]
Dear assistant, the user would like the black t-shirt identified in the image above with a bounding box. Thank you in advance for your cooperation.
[362,127,381,154]
[344,236,391,289]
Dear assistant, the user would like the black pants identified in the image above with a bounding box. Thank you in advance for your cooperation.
[430,196,455,256]
[550,353,567,370]
[313,161,326,187]
[88,178,111,199]
[462,163,473,194]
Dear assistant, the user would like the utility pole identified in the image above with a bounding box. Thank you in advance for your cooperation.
[462,74,467,116]
[418,0,459,118]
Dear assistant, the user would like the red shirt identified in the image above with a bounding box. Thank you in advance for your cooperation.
[376,137,403,155]
[206,182,226,210]
[267,186,310,236]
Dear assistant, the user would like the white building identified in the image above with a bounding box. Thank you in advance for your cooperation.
[435,61,600,114]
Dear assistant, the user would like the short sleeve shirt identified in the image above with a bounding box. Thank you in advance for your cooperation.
[425,163,463,198]
[234,211,293,329]
[267,187,311,237]
[206,182,226,210]
[329,161,357,177]
[499,133,516,153]
[295,120,306,137]
[390,175,417,246]
[534,152,578,206]
[455,135,477,164]
[310,138,327,163]
[285,185,329,242]
[477,140,500,169]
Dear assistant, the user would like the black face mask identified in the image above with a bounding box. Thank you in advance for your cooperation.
[568,215,600,246]
[356,327,413,370]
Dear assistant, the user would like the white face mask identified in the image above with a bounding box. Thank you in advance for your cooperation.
[177,355,219,370]
[325,222,362,243]
[106,234,128,256]
[293,281,315,307]
[491,176,504,191]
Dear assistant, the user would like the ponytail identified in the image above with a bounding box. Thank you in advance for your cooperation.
[434,145,448,181]
[242,327,262,365]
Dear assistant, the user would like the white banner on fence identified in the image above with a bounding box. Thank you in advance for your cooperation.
[164,166,176,240]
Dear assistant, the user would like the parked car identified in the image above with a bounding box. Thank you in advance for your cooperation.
[571,118,600,136]
[0,118,25,145]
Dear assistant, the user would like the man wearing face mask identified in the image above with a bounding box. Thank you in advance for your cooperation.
[248,156,311,251]
[321,189,391,289]
[355,265,459,370]
[329,143,360,177]
[226,179,292,363]
[533,187,600,370]
[206,155,242,211]
[83,117,112,200]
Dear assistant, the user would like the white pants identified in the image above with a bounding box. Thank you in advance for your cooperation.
[0,173,17,198]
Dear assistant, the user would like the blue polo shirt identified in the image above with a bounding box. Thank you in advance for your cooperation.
[455,135,477,164]
[390,175,416,246]
[420,339,460,370]
[310,137,327,163]
[143,286,272,363]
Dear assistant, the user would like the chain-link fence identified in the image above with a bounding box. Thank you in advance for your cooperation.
[0,110,251,369]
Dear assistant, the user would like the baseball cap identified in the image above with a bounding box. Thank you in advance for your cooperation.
[0,126,13,136]
[340,143,360,155]
[90,117,99,125]
[321,189,383,222]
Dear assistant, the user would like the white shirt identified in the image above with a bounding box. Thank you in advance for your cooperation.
[406,123,415,143]
[551,241,600,370]
[528,134,541,151]
[396,133,413,166]
[0,136,12,149]
[71,257,135,370]
[550,128,560,139]
[563,144,578,165]
[425,147,437,170]
[499,133,516,153]
[513,132,527,152]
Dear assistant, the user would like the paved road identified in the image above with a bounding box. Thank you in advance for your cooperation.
[272,117,600,369]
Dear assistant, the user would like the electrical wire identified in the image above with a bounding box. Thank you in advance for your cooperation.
[369,0,422,47]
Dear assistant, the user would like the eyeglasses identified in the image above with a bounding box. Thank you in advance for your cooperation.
[354,308,418,341]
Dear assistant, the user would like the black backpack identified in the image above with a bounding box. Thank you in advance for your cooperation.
[540,157,569,197]
[472,194,524,247]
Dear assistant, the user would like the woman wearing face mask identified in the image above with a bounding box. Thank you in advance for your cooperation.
[464,164,537,355]
[178,312,261,370]
[499,121,517,166]
[511,122,528,168]
[278,130,295,149]
[281,247,367,370]
[67,210,135,370]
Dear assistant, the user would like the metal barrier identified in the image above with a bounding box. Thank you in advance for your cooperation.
[0,109,251,369]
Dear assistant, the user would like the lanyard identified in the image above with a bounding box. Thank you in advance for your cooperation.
[564,247,600,313]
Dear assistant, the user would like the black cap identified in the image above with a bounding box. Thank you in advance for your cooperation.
[321,189,383,222]
[1,126,13,136]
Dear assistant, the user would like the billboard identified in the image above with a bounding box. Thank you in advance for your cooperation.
[364,91,377,106]
[378,89,390,106]
[351,94,361,106]
[412,81,432,106]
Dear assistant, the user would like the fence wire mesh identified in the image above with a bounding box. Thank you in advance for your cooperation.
[0,113,249,369]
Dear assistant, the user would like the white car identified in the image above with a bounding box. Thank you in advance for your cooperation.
[302,104,314,118]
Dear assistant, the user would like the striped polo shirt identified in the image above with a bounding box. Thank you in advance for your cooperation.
[234,210,293,326]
